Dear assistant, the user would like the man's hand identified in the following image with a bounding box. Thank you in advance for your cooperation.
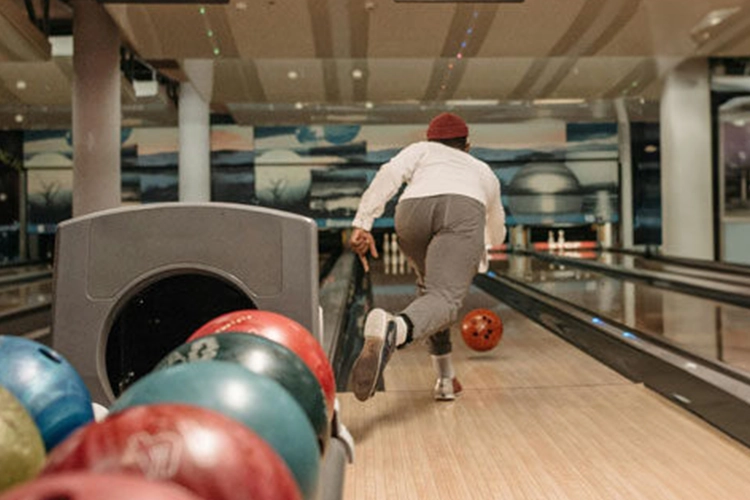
[349,228,379,272]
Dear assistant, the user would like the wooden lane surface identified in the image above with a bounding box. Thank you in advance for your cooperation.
[338,276,750,499]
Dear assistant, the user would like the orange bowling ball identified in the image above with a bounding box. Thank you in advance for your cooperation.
[460,309,503,352]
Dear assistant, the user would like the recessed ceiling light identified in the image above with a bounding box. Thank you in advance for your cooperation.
[236,1,248,9]
[294,102,304,110]
[352,69,363,80]
[287,70,299,80]
[16,80,26,90]
[14,114,24,123]
[365,102,373,109]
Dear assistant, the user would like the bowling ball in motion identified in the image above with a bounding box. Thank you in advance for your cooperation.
[43,403,302,500]
[461,308,504,352]
[189,309,336,420]
[110,360,320,500]
[0,473,205,500]
[0,336,94,450]
[0,385,45,493]
[156,332,329,453]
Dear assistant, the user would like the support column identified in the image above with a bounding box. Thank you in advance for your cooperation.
[179,60,214,202]
[615,98,633,248]
[660,58,714,259]
[72,0,121,217]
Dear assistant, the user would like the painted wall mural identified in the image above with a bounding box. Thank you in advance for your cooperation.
[19,120,620,239]
[252,120,619,228]
[0,131,22,261]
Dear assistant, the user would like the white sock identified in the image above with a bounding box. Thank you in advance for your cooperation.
[431,353,455,379]
[394,316,408,346]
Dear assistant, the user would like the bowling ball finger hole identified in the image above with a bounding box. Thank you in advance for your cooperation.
[38,347,62,364]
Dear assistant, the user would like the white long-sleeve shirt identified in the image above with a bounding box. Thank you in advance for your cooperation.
[352,141,507,247]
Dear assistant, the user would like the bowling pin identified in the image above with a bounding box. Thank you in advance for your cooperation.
[557,229,565,252]
[384,232,391,274]
[548,230,555,251]
[391,233,399,274]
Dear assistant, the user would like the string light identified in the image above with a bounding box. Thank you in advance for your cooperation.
[198,5,221,57]
[438,8,480,98]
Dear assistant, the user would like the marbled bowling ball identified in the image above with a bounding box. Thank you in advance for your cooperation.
[0,385,45,493]
[43,403,301,500]
[110,361,320,500]
[461,309,504,352]
[0,473,205,500]
[189,309,336,421]
[156,333,329,453]
[0,336,93,450]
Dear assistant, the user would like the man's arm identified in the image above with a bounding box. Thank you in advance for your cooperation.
[485,179,507,248]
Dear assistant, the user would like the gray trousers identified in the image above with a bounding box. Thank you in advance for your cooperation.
[394,195,485,355]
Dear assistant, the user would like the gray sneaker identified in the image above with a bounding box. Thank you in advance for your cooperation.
[350,308,398,401]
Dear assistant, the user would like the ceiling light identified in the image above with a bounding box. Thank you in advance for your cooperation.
[446,99,499,106]
[352,69,363,80]
[236,1,248,9]
[365,102,374,109]
[287,70,299,80]
[48,35,73,57]
[16,81,26,90]
[532,98,586,105]
[14,114,24,124]
[133,79,158,98]
[294,102,304,110]
[690,7,741,43]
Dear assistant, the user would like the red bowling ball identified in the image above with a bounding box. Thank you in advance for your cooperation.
[0,473,204,500]
[461,308,504,352]
[42,404,302,500]
[189,309,336,419]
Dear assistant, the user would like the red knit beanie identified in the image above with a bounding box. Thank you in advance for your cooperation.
[426,112,469,140]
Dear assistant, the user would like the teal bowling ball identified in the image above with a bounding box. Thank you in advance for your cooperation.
[155,332,329,452]
[110,361,320,500]
[0,336,94,450]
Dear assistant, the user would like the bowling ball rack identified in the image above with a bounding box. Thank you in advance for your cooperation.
[51,202,354,500]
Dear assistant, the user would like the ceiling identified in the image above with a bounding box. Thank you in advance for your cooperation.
[2,0,750,129]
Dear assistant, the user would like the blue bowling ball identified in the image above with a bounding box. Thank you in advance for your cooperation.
[0,336,94,450]
[110,360,320,500]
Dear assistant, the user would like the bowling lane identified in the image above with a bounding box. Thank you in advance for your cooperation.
[494,254,750,372]
[0,279,52,315]
[0,262,51,281]
[338,259,750,500]
[598,251,750,287]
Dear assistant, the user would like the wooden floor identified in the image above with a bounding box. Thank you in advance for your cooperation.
[338,282,750,499]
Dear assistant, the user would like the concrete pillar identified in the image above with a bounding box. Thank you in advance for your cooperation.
[179,60,214,202]
[615,98,633,248]
[71,0,121,217]
[660,58,714,259]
